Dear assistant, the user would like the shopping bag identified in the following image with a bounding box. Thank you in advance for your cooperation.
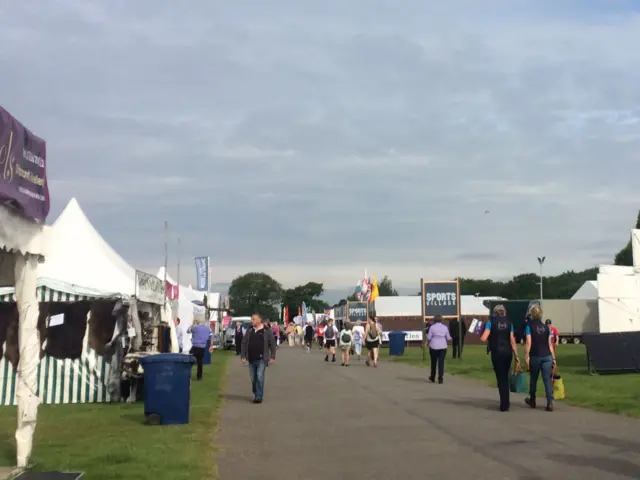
[509,363,528,393]
[552,367,566,400]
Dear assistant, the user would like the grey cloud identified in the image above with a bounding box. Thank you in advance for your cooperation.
[2,0,640,288]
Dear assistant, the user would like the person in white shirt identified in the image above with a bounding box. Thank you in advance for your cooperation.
[174,317,184,353]
[351,322,365,361]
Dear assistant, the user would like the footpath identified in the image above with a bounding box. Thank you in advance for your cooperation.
[216,347,640,480]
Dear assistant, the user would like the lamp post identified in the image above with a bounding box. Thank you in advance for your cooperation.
[537,256,546,301]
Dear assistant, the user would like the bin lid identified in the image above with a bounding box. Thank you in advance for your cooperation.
[389,331,407,336]
[140,353,195,365]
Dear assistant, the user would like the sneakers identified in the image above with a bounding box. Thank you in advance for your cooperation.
[525,397,536,409]
[438,378,443,384]
[545,403,554,412]
[341,362,345,366]
[428,376,435,383]
[253,398,263,404]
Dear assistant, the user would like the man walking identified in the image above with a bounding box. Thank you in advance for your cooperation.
[449,318,460,359]
[188,320,213,381]
[241,313,277,404]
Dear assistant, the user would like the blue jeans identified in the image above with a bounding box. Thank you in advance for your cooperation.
[529,355,554,404]
[248,360,266,400]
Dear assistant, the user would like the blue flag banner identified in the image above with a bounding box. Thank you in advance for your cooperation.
[194,256,209,292]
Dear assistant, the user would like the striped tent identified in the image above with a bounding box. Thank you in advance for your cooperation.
[0,286,95,303]
[0,324,110,406]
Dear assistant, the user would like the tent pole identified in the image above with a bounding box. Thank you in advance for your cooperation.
[163,221,168,304]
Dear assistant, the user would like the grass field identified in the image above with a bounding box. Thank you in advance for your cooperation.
[388,345,640,418]
[0,351,230,479]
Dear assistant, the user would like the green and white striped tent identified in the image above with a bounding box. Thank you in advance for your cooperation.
[0,286,96,303]
[0,285,115,406]
[0,324,111,406]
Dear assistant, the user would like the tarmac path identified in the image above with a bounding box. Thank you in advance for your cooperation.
[215,347,640,480]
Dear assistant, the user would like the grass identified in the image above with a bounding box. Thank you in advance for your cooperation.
[0,351,230,479]
[387,345,640,418]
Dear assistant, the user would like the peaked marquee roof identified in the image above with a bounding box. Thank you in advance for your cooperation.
[37,198,135,297]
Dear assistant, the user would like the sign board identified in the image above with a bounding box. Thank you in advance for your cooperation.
[333,304,346,321]
[422,280,460,318]
[347,301,368,323]
[381,330,423,342]
[0,106,50,222]
[135,270,165,305]
[194,256,209,291]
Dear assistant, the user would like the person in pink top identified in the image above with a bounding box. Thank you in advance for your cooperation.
[426,315,452,384]
[316,323,326,349]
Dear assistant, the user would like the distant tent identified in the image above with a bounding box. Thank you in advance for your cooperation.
[571,280,598,300]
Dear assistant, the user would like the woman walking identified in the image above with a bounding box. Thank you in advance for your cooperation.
[525,305,556,411]
[339,322,353,366]
[426,315,451,384]
[364,316,381,367]
[480,305,520,411]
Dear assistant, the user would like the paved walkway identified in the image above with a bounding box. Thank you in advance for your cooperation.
[216,348,640,480]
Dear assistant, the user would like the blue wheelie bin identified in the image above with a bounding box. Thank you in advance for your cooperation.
[203,339,212,365]
[388,331,407,356]
[140,353,195,425]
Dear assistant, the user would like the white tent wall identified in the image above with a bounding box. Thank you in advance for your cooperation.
[597,229,640,333]
[0,205,48,468]
[597,275,640,333]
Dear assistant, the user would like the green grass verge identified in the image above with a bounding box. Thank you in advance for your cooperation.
[387,345,640,418]
[0,351,230,479]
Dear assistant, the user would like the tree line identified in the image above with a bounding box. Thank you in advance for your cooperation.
[226,210,640,320]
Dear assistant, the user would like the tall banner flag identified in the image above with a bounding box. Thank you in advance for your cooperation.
[194,256,209,292]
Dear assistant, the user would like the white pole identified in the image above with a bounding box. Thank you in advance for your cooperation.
[176,237,181,287]
[164,221,168,304]
[537,256,546,301]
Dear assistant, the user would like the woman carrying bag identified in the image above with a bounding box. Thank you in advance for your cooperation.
[525,305,556,412]
[480,304,520,412]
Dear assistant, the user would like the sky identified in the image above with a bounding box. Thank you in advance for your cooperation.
[2,0,640,298]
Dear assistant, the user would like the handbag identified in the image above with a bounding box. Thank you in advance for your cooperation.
[552,366,566,400]
[509,362,528,393]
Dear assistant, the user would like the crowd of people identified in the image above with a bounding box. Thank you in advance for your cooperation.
[231,304,559,411]
[283,316,384,367]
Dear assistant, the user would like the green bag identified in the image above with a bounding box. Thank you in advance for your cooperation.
[509,364,528,393]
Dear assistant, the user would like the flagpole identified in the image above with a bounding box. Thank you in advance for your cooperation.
[163,221,168,304]
[177,237,181,287]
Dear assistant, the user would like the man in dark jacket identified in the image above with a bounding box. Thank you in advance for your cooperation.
[449,318,461,359]
[241,313,277,404]
[234,321,243,356]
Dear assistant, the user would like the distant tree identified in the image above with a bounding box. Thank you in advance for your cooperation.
[282,282,329,321]
[614,209,640,266]
[377,275,399,296]
[228,272,282,320]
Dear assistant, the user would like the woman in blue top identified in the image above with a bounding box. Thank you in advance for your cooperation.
[480,305,520,412]
[525,305,556,412]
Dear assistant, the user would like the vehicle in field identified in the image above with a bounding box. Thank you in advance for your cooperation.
[223,317,252,350]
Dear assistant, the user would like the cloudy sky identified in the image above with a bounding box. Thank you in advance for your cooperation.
[2,0,640,295]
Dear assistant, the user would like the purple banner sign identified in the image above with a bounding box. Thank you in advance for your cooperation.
[0,106,49,222]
